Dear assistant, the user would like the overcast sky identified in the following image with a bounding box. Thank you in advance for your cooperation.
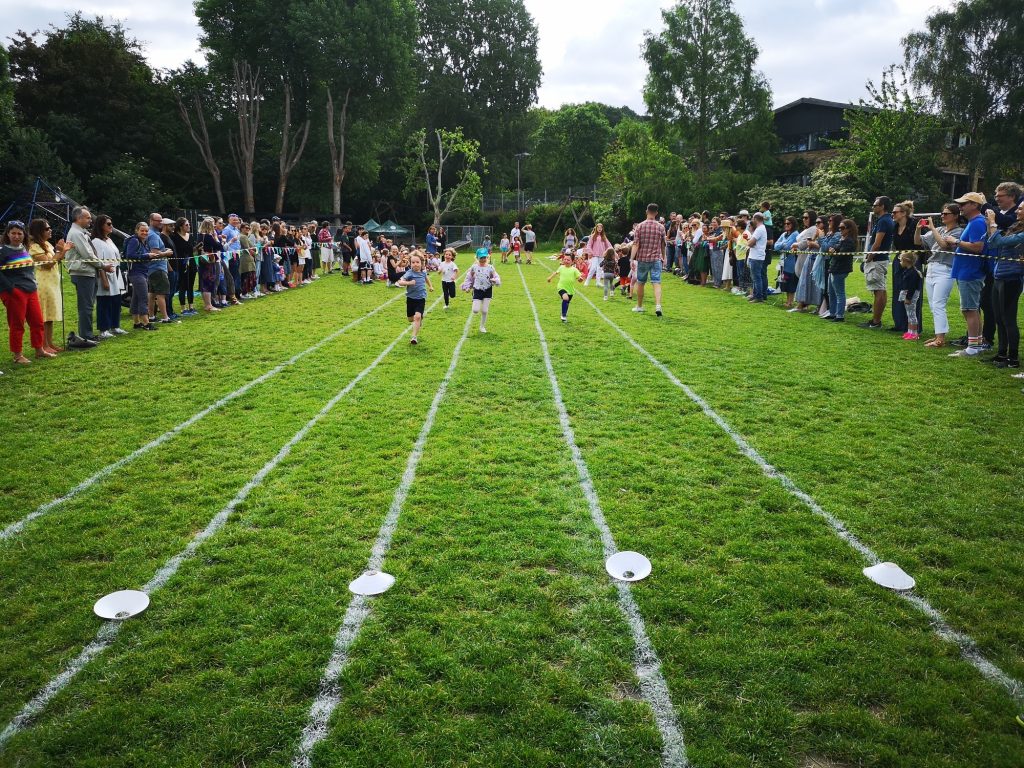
[4,0,956,111]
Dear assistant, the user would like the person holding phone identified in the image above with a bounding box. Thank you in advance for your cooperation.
[915,205,962,347]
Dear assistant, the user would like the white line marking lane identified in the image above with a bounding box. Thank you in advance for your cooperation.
[573,286,1024,707]
[0,296,436,752]
[517,265,689,768]
[1,292,404,544]
[292,309,475,768]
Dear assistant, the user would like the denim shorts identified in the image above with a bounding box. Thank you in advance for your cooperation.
[636,259,662,284]
[957,278,983,311]
[864,259,888,292]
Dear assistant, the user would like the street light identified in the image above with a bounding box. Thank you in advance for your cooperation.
[515,152,530,212]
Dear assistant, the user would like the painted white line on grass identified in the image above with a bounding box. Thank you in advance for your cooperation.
[1,293,403,545]
[574,288,1024,707]
[516,265,689,768]
[292,309,475,768]
[0,297,435,752]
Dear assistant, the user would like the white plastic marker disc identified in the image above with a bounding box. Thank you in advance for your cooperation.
[605,551,652,582]
[348,570,395,596]
[863,562,915,591]
[94,590,150,620]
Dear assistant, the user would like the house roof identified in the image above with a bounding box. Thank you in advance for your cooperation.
[773,97,879,115]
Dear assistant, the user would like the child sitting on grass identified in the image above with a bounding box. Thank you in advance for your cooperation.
[396,251,434,345]
[547,252,583,322]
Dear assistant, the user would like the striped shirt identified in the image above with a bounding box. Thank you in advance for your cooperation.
[633,218,666,262]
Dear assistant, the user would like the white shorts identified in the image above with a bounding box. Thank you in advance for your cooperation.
[320,246,334,263]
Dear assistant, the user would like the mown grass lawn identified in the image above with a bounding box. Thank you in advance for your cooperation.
[0,249,1022,767]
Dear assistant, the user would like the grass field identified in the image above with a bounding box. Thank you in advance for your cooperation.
[1,249,1023,768]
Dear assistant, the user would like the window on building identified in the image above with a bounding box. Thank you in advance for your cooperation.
[942,172,970,200]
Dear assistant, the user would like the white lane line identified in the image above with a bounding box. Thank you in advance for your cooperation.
[573,287,1024,707]
[517,265,689,768]
[0,297,436,752]
[2,293,404,545]
[291,309,474,768]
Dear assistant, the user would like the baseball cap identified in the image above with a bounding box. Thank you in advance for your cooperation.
[954,192,987,205]
[475,247,489,259]
[737,209,750,217]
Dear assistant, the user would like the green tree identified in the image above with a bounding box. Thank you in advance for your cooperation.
[414,0,542,174]
[529,104,612,189]
[598,120,694,225]
[827,66,944,205]
[642,0,773,200]
[89,156,176,225]
[405,127,486,225]
[903,0,1024,182]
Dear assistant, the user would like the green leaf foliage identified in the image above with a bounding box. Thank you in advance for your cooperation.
[528,104,613,189]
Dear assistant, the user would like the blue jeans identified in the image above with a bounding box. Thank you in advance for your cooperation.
[166,269,178,314]
[828,272,848,318]
[666,243,676,271]
[750,259,767,300]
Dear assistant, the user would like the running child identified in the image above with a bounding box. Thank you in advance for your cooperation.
[439,248,460,309]
[547,252,583,322]
[499,233,510,263]
[396,251,434,345]
[462,247,501,333]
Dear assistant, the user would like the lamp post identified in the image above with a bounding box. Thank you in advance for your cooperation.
[515,152,530,212]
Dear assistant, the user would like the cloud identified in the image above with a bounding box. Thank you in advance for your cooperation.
[3,0,956,108]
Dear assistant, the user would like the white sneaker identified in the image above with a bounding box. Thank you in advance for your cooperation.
[113,328,129,335]
[479,327,487,333]
[1011,372,1024,379]
[632,306,645,313]
[603,295,608,301]
[787,307,801,313]
[99,330,115,339]
[561,316,567,322]
[655,305,662,317]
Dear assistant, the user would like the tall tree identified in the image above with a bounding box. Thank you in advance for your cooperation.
[642,0,773,195]
[274,81,310,215]
[228,59,261,215]
[414,0,541,163]
[529,104,613,189]
[170,63,227,213]
[903,0,1024,182]
[405,127,485,226]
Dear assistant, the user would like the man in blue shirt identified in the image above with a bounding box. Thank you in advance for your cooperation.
[223,214,243,300]
[860,196,893,329]
[949,192,989,356]
[146,212,173,322]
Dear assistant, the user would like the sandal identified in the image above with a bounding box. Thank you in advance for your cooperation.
[925,339,946,348]
[13,355,31,365]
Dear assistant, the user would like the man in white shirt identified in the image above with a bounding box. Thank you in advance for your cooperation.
[745,212,768,302]
[510,221,521,245]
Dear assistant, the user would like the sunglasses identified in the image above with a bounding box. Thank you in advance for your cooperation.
[7,220,25,229]
[839,225,848,230]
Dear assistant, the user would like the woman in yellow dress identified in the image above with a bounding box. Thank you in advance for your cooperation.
[27,218,70,354]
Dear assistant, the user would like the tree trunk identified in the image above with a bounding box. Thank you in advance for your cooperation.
[276,81,311,215]
[326,88,351,223]
[229,60,261,215]
[176,91,226,212]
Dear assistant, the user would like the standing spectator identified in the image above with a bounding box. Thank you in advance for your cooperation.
[584,223,613,287]
[0,220,51,362]
[160,217,180,319]
[984,202,1024,368]
[355,227,373,284]
[259,221,275,292]
[172,218,198,314]
[318,221,334,275]
[425,225,439,256]
[146,213,174,323]
[948,192,989,357]
[630,203,667,316]
[125,222,157,330]
[826,219,858,322]
[733,210,751,294]
[860,196,894,329]
[890,200,920,333]
[510,221,521,247]
[665,213,678,273]
[915,205,963,348]
[91,215,125,338]
[522,224,536,264]
[198,218,224,308]
[63,206,104,347]
[438,226,448,252]
[222,214,243,300]
[238,222,257,297]
[708,217,726,288]
[760,201,774,245]
[744,212,769,303]
[774,216,800,307]
[27,218,69,354]
[336,222,354,276]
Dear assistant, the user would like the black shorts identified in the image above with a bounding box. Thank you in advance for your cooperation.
[288,251,299,265]
[472,287,493,300]
[406,297,426,318]
[525,241,535,252]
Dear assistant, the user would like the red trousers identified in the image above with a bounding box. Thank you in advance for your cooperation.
[1,287,45,354]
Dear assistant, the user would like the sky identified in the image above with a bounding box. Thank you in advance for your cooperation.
[2,0,957,112]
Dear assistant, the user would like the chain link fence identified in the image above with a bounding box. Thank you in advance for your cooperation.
[482,186,601,212]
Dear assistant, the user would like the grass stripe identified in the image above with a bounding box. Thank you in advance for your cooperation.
[0,297,436,752]
[572,286,1024,708]
[292,308,475,768]
[517,264,689,768]
[0,291,402,544]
